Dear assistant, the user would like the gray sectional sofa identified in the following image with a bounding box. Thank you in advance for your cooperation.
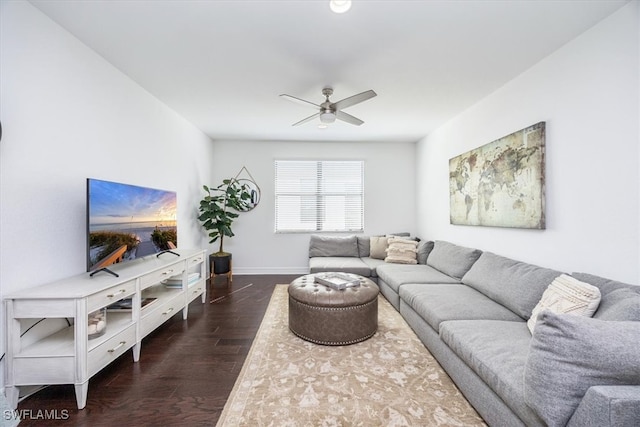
[308,234,640,427]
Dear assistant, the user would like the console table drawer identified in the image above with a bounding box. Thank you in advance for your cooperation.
[87,325,136,377]
[87,280,136,312]
[186,253,205,266]
[187,282,205,304]
[139,295,183,338]
[140,263,185,289]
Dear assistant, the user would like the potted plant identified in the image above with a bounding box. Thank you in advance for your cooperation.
[198,179,252,275]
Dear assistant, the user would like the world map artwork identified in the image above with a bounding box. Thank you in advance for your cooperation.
[449,122,546,229]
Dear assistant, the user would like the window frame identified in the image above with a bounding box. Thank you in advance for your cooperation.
[274,159,365,233]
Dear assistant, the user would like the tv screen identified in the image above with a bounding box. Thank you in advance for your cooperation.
[87,178,178,273]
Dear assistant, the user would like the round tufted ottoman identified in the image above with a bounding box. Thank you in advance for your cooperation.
[288,273,379,345]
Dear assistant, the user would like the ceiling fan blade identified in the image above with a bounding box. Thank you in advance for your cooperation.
[280,94,320,109]
[336,111,364,126]
[332,90,377,110]
[292,112,321,126]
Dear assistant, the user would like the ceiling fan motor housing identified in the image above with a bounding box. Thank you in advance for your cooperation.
[281,86,376,126]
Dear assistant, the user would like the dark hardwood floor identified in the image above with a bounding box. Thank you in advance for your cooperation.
[13,275,299,427]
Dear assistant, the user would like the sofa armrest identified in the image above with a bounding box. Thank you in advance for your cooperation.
[568,386,640,427]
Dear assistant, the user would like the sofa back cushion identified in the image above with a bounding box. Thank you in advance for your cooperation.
[357,236,370,257]
[571,272,640,321]
[308,235,359,257]
[426,241,482,279]
[462,251,562,319]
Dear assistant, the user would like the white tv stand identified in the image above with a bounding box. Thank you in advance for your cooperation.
[3,248,206,410]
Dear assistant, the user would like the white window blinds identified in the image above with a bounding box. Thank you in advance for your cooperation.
[275,160,364,233]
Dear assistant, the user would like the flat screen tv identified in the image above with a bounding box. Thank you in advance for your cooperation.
[87,178,178,275]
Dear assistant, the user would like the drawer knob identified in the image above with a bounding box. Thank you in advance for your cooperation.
[162,307,174,315]
[162,269,174,276]
[108,341,126,353]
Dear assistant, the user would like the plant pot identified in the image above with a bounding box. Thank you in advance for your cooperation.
[210,253,232,275]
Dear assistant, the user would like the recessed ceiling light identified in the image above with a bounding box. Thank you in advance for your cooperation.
[330,0,352,14]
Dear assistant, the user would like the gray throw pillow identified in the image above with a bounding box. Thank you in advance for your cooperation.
[416,240,434,264]
[524,311,640,427]
[308,235,359,257]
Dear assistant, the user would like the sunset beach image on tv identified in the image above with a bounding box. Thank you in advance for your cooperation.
[87,178,178,272]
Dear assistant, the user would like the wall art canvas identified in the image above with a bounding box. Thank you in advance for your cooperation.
[449,122,545,229]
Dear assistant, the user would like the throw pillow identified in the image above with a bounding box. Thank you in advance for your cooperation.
[527,274,601,333]
[369,236,388,260]
[385,237,418,264]
[416,240,434,264]
[524,311,640,427]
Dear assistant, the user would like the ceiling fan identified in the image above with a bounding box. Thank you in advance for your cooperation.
[280,87,377,126]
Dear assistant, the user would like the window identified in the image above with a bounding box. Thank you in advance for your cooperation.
[275,160,364,233]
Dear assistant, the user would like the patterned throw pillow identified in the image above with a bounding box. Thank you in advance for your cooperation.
[527,274,601,333]
[384,237,418,264]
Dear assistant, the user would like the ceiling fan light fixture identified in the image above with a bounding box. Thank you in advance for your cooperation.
[330,0,352,14]
[320,111,336,123]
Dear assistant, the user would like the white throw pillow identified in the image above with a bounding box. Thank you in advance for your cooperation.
[385,237,418,264]
[527,274,601,333]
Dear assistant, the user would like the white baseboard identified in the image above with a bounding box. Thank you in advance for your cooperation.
[232,267,309,275]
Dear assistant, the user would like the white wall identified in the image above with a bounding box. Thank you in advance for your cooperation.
[416,2,640,284]
[0,0,214,363]
[208,140,416,274]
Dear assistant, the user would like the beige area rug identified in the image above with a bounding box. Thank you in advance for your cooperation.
[216,285,487,427]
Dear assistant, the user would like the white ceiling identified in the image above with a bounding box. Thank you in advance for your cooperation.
[30,0,629,143]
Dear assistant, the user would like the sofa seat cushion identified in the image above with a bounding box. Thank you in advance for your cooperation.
[462,251,563,320]
[360,257,386,278]
[308,257,371,277]
[439,319,542,426]
[376,264,461,293]
[399,284,522,332]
